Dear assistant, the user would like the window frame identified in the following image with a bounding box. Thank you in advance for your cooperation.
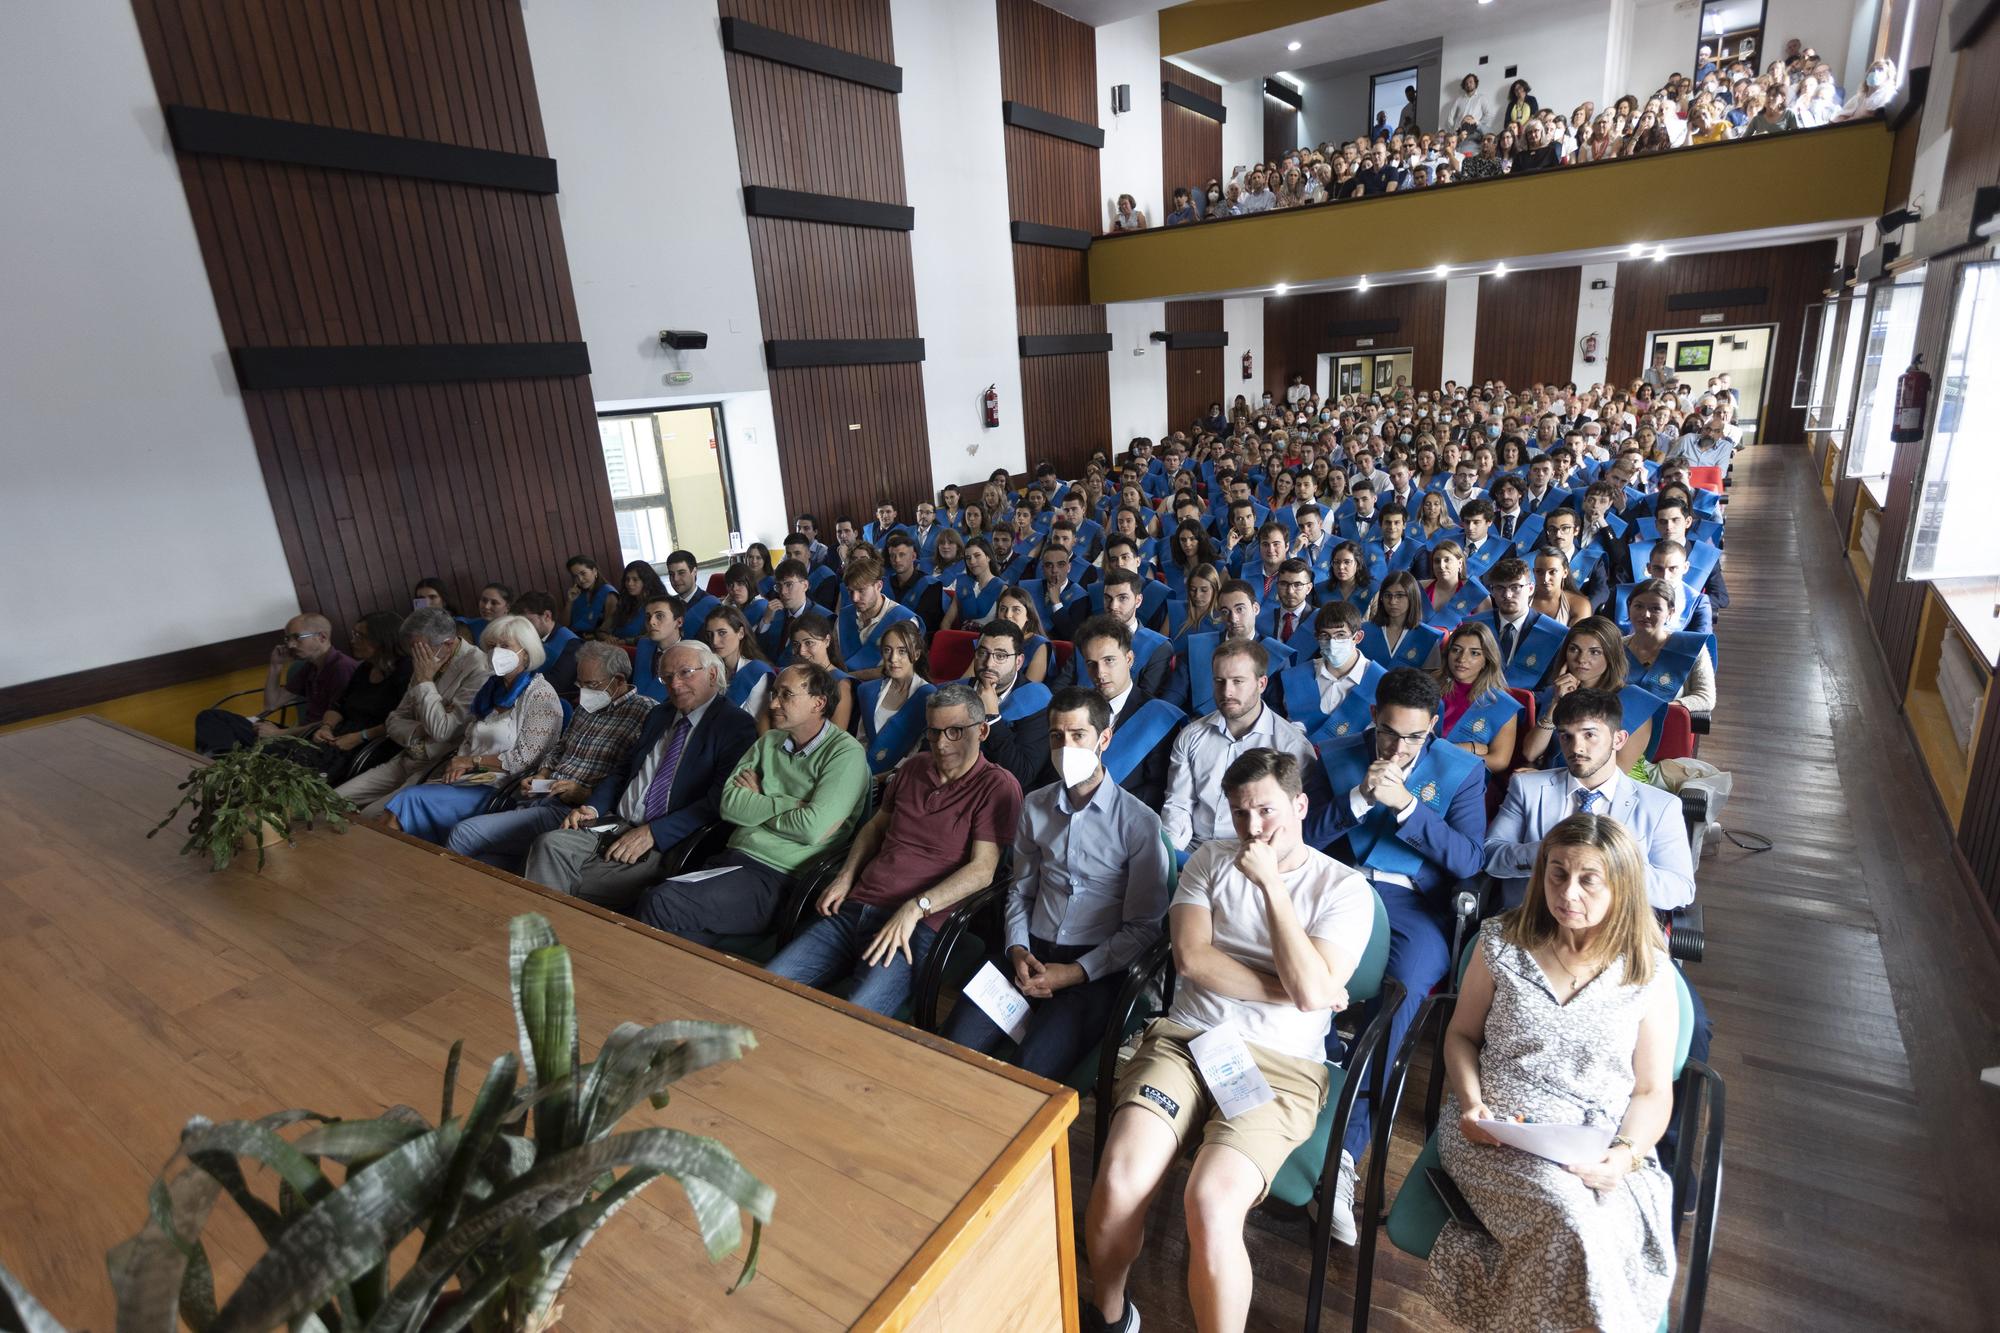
[1899,258,2000,583]
[594,402,742,569]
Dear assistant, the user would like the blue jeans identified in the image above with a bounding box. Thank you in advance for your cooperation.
[445,796,569,872]
[1336,880,1453,1165]
[940,937,1121,1082]
[767,901,937,1018]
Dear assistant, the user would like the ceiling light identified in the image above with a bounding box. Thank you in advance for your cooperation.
[1287,40,1302,51]
[1434,263,1451,278]
[1627,243,1647,258]
[1652,245,1668,261]
[1493,262,1508,276]
[1358,276,1371,291]
[1274,282,1290,295]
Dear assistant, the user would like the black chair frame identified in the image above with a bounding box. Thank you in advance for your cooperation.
[911,852,1016,1033]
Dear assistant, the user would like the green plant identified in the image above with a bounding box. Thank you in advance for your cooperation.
[149,741,359,871]
[0,913,774,1333]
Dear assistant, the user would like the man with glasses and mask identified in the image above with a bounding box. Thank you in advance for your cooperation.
[767,682,1022,1016]
[1271,601,1381,740]
[626,660,864,937]
[1475,557,1565,689]
[196,613,357,755]
[525,640,761,910]
[1304,667,1488,1246]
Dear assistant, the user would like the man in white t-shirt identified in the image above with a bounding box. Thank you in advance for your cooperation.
[1083,749,1374,1333]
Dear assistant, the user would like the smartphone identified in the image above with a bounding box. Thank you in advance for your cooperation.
[1426,1166,1490,1236]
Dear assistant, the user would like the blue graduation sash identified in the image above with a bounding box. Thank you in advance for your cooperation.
[807,563,839,594]
[1568,545,1605,583]
[1628,631,1705,703]
[1529,487,1570,516]
[887,572,939,611]
[933,561,966,585]
[951,574,1006,623]
[536,626,579,681]
[1444,687,1523,746]
[1320,736,1481,878]
[1278,661,1333,733]
[1000,681,1052,722]
[1463,536,1507,579]
[1425,576,1488,629]
[681,592,721,638]
[568,584,612,634]
[837,599,917,668]
[1360,622,1442,670]
[1307,659,1385,747]
[1511,512,1546,553]
[457,616,490,642]
[726,659,774,711]
[1018,578,1081,632]
[1612,584,1695,632]
[1139,579,1170,627]
[1486,611,1566,689]
[1270,505,1300,538]
[859,678,935,773]
[1103,698,1184,784]
[1132,625,1170,674]
[1364,540,1419,582]
[633,637,665,701]
[1544,684,1663,768]
[1184,633,1293,716]
[1297,537,1334,578]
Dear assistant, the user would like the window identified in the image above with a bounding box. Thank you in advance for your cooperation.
[596,405,738,569]
[1370,68,1417,135]
[1903,261,2000,581]
[1842,269,1925,489]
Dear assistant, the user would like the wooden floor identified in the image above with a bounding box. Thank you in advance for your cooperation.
[1065,444,2000,1333]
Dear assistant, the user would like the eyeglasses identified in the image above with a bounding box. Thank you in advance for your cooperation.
[925,723,981,743]
[974,647,1016,662]
[282,632,324,644]
[665,665,709,682]
[1379,723,1433,747]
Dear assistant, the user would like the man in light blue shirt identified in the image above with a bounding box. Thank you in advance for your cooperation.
[941,687,1170,1079]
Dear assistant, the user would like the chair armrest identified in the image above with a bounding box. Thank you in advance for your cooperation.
[1674,1060,1726,1331]
[914,856,1014,1032]
[774,844,853,946]
[658,820,732,880]
[1687,710,1712,735]
[1668,903,1705,964]
[332,735,400,786]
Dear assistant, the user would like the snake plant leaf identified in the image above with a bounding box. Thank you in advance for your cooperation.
[290,1119,432,1165]
[568,1022,756,1144]
[210,1122,463,1333]
[506,916,559,1089]
[421,1053,519,1256]
[107,1164,223,1333]
[409,1263,512,1333]
[0,1259,72,1333]
[517,944,576,1146]
[517,1164,665,1324]
[729,1219,765,1293]
[439,1039,464,1125]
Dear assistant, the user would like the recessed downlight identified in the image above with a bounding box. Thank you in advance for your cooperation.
[1287,40,1302,51]
[1274,282,1290,295]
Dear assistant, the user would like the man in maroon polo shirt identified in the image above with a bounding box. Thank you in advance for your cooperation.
[766,681,1023,1017]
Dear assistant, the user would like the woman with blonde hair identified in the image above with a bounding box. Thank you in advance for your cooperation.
[1170,562,1225,649]
[1430,814,1678,1332]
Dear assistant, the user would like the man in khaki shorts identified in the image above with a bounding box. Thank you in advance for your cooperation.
[1082,749,1374,1333]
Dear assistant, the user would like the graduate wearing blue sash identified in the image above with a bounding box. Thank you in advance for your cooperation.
[1423,574,1487,629]
[836,591,918,670]
[1102,696,1183,795]
[1359,619,1443,672]
[632,635,667,701]
[1172,631,1294,716]
[724,658,774,714]
[1475,605,1567,690]
[1626,537,1721,595]
[567,580,613,635]
[1537,682,1663,766]
[857,677,936,775]
[949,571,1007,627]
[1627,630,1709,704]
[1440,682,1524,754]
[999,679,1052,722]
[678,589,722,639]
[1276,642,1382,741]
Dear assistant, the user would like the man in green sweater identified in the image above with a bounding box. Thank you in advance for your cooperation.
[635,662,867,945]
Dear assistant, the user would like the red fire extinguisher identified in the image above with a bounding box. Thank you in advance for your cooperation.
[983,384,1000,428]
[1241,350,1254,381]
[1891,354,1930,443]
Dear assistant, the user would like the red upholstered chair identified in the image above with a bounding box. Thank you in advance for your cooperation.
[705,572,729,596]
[1049,640,1076,679]
[1655,702,1697,761]
[928,629,978,681]
[1685,466,1724,494]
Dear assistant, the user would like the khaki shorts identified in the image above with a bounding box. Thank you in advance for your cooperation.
[1113,1019,1331,1199]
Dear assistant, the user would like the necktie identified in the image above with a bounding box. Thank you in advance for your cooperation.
[640,716,692,822]
[1500,621,1519,662]
[1282,610,1297,641]
[1574,787,1603,816]
[1501,512,1517,539]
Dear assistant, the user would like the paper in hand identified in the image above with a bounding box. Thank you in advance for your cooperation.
[963,961,1032,1043]
[1473,1118,1615,1165]
[666,866,737,884]
[1188,1022,1275,1120]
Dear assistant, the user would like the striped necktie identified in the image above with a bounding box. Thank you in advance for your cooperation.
[640,716,692,822]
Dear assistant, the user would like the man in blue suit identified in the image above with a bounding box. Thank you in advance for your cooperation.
[1475,557,1566,690]
[1306,667,1487,1246]
[1255,558,1321,664]
[521,640,758,910]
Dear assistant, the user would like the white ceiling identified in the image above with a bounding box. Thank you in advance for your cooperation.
[1175,0,1587,85]
[1038,0,1178,26]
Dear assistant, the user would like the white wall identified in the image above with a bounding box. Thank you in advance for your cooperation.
[1624,0,1869,100]
[893,0,1027,496]
[1223,297,1265,406]
[0,0,299,688]
[1441,275,1480,384]
[1097,15,1165,226]
[1222,78,1264,174]
[1301,59,1440,147]
[1572,263,1620,388]
[1440,3,1618,127]
[1106,303,1170,441]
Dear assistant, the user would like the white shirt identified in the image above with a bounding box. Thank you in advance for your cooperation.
[1162,705,1317,850]
[1167,840,1375,1061]
[1315,651,1370,715]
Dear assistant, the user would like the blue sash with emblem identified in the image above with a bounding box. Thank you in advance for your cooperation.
[1278,661,1333,733]
[1628,632,1705,703]
[1183,633,1294,716]
[1307,659,1385,747]
[1483,611,1566,689]
[1360,622,1443,670]
[887,572,939,611]
[1542,683,1663,768]
[1000,681,1052,722]
[1444,687,1523,747]
[1319,736,1482,879]
[633,637,665,702]
[858,678,936,774]
[837,599,917,669]
[1132,625,1170,675]
[1425,577,1487,629]
[568,584,613,634]
[1103,698,1184,784]
[951,574,1006,625]
[725,659,774,712]
[1463,537,1507,580]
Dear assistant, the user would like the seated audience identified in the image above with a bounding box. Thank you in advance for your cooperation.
[857,619,935,779]
[1084,749,1373,1333]
[1434,621,1523,773]
[509,590,582,702]
[992,585,1054,682]
[1474,557,1566,690]
[459,583,512,644]
[524,641,759,908]
[566,556,616,635]
[278,611,412,778]
[766,683,1023,1015]
[195,613,357,756]
[1163,640,1316,852]
[702,605,775,716]
[664,549,722,638]
[335,608,493,815]
[444,642,657,872]
[1625,578,1717,713]
[604,560,668,642]
[781,611,857,732]
[968,619,1058,792]
[837,553,920,679]
[1433,816,1679,1333]
[757,558,816,660]
[883,531,947,633]
[631,595,686,701]
[1518,616,1656,771]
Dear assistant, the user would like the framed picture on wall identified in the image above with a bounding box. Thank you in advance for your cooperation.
[1675,340,1715,372]
[1374,360,1395,390]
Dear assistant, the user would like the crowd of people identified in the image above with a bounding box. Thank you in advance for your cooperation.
[1122,35,1893,227]
[202,362,1739,1333]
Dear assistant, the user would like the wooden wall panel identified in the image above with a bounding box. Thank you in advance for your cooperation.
[1263,282,1446,396]
[719,0,934,521]
[1161,61,1221,207]
[1264,95,1296,165]
[1606,240,1835,446]
[1473,266,1581,387]
[998,0,1110,476]
[1165,299,1223,435]
[128,0,619,640]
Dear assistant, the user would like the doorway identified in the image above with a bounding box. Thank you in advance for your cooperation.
[1320,347,1415,400]
[1644,324,1775,445]
[595,405,740,569]
[1695,0,1765,71]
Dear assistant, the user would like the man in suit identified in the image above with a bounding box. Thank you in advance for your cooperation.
[524,640,760,910]
[1256,558,1321,664]
[1021,615,1183,809]
[882,531,946,634]
[862,501,907,548]
[756,559,816,660]
[1164,580,1295,716]
[1306,667,1488,1246]
[1094,568,1174,696]
[631,660,869,942]
[988,525,1031,584]
[665,550,722,639]
[1476,557,1566,690]
[1022,544,1092,641]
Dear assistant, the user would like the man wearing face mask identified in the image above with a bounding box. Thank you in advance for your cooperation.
[335,607,493,814]
[1304,667,1488,1246]
[1272,601,1381,740]
[444,641,658,873]
[941,686,1170,1077]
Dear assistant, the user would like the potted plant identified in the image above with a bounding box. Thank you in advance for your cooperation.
[0,913,775,1332]
[149,740,360,871]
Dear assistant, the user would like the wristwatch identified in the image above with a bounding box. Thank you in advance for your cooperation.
[917,895,934,913]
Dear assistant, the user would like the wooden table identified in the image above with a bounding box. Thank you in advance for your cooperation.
[0,718,1079,1331]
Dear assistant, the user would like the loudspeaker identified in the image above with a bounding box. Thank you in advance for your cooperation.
[659,329,708,351]
[1111,83,1130,113]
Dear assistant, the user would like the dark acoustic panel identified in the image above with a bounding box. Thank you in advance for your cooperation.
[1162,81,1227,122]
[719,17,903,93]
[231,343,591,390]
[1164,330,1228,349]
[1666,285,1772,310]
[743,185,914,230]
[163,104,558,194]
[1263,77,1303,110]
[764,338,926,368]
[1011,220,1094,250]
[1327,317,1400,337]
[1020,333,1113,356]
[1002,99,1106,148]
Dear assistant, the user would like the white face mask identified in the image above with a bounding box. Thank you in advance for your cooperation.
[1319,636,1357,669]
[1058,744,1101,788]
[577,686,611,714]
[490,646,522,675]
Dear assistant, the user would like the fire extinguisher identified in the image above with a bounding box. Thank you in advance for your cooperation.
[1891,354,1930,443]
[983,384,1000,429]
[1579,332,1599,364]
[1241,351,1254,381]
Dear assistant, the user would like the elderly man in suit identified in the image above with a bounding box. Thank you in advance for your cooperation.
[523,640,759,909]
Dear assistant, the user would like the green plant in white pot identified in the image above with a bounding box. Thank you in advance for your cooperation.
[0,913,774,1333]
[149,741,359,871]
